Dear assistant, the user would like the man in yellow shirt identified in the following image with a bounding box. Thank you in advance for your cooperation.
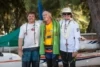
[40,11,60,67]
[45,21,53,46]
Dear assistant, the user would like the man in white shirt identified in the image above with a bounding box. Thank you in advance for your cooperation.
[60,7,80,67]
[18,11,41,67]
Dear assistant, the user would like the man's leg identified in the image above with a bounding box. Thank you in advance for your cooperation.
[22,49,31,67]
[22,61,31,67]
[52,54,58,67]
[31,49,40,67]
[60,51,69,67]
[46,58,52,67]
[45,52,52,67]
[68,52,76,67]
[32,61,39,67]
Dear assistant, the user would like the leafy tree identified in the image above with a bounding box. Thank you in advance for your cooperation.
[0,0,26,34]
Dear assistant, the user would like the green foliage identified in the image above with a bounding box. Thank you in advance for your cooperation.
[0,0,90,34]
[0,0,26,34]
[42,0,60,17]
[24,0,37,12]
[70,0,80,5]
[72,3,89,33]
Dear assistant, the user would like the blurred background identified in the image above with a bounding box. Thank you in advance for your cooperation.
[0,0,100,67]
[0,0,96,34]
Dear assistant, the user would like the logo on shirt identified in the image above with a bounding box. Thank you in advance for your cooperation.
[77,28,80,32]
[31,28,35,31]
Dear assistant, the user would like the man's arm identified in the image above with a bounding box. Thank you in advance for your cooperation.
[73,22,80,57]
[18,25,25,57]
[18,38,23,57]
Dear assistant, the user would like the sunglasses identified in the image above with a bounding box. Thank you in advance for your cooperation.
[62,13,71,15]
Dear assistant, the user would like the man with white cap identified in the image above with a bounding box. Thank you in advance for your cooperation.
[60,7,80,67]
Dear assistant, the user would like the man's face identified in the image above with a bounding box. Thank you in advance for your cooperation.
[27,14,35,23]
[62,12,71,20]
[42,12,51,22]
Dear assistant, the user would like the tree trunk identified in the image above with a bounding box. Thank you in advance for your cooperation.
[87,15,95,33]
[87,0,100,43]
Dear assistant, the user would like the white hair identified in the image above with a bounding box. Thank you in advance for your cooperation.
[42,11,52,18]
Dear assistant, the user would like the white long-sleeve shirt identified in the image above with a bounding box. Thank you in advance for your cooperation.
[19,20,42,48]
[60,19,80,52]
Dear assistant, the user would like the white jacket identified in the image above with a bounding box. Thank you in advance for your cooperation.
[60,19,80,52]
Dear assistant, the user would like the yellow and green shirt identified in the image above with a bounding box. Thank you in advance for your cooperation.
[39,20,60,55]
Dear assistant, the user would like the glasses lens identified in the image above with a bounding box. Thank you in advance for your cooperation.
[62,13,71,15]
[62,13,67,15]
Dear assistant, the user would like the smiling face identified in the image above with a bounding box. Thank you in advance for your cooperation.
[27,13,35,23]
[42,11,52,22]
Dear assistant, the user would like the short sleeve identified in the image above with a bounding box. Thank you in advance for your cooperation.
[19,24,25,38]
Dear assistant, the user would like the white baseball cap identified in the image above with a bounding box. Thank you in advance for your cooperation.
[61,7,72,13]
